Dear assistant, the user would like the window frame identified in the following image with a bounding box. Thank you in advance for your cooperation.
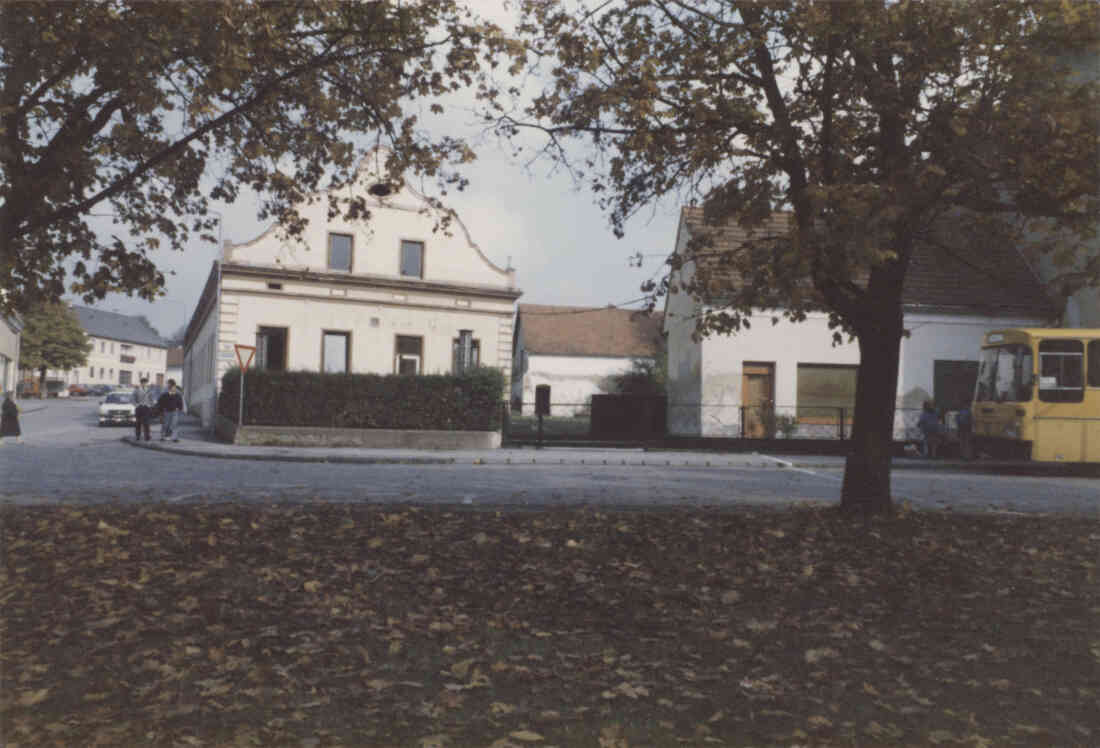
[255,325,290,372]
[400,239,425,279]
[327,232,354,273]
[1038,338,1085,403]
[452,331,481,374]
[321,330,351,374]
[395,335,423,375]
[1088,340,1100,388]
[795,362,859,424]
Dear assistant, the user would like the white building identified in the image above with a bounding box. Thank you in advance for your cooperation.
[183,158,522,428]
[511,304,664,416]
[43,306,168,389]
[1,313,22,395]
[664,208,1056,438]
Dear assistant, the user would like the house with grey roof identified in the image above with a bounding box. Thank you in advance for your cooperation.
[44,306,169,389]
[511,304,664,415]
[664,208,1057,438]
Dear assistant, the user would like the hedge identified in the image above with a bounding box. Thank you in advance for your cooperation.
[217,367,505,431]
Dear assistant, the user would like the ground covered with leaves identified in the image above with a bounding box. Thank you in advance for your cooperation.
[2,503,1098,747]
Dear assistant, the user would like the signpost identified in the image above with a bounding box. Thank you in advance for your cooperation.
[234,344,256,428]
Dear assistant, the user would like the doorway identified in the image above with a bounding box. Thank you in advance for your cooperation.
[742,362,775,438]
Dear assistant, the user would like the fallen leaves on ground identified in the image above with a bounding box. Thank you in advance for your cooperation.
[1,503,1097,746]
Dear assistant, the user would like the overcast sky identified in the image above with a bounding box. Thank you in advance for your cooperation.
[73,2,682,342]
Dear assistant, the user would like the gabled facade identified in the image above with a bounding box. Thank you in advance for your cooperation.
[511,304,664,415]
[665,208,1056,438]
[183,158,522,428]
[40,306,168,388]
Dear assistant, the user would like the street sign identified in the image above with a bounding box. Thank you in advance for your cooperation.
[234,344,256,371]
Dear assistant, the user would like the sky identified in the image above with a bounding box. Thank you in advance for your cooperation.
[73,1,683,342]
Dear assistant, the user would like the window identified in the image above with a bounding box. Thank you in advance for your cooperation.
[99,367,104,378]
[796,364,858,421]
[395,335,422,374]
[400,240,424,278]
[100,341,105,353]
[328,233,353,272]
[267,282,283,290]
[1088,341,1100,387]
[976,344,1033,402]
[89,367,94,378]
[1038,339,1084,403]
[119,370,132,386]
[256,326,288,371]
[452,330,480,374]
[322,331,350,374]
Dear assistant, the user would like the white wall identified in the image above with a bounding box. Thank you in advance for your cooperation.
[517,354,647,416]
[0,317,19,395]
[221,285,513,376]
[183,296,219,427]
[226,166,514,290]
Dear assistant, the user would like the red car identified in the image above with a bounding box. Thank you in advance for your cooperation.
[68,384,91,397]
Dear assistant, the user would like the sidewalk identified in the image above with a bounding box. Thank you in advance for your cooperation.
[123,413,1100,476]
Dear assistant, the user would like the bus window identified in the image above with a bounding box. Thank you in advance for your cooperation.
[1089,341,1100,387]
[1038,339,1084,403]
[976,344,1033,402]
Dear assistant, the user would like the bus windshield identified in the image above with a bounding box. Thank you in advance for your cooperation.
[975,344,1033,403]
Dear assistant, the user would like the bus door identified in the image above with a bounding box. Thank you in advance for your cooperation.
[1033,339,1086,462]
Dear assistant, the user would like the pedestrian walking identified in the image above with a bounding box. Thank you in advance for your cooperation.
[156,379,184,442]
[132,377,156,441]
[1,391,22,444]
[917,400,943,458]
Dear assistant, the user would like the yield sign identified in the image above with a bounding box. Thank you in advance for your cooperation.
[234,344,256,371]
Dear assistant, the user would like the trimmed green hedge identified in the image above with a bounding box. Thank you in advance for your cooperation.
[217,367,505,431]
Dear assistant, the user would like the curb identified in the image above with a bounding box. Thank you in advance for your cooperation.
[123,438,457,465]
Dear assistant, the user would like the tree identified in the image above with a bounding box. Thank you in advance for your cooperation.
[0,1,517,315]
[19,303,93,395]
[501,0,1100,513]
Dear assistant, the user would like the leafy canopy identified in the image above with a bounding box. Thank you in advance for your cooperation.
[18,302,93,374]
[0,0,520,315]
[505,0,1099,337]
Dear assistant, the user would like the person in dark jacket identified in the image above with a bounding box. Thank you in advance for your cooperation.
[156,379,184,442]
[956,403,974,460]
[133,377,156,442]
[1,391,22,444]
[917,400,943,458]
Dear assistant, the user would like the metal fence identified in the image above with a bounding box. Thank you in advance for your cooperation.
[504,401,951,443]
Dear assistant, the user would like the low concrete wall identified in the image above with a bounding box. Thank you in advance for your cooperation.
[215,415,501,449]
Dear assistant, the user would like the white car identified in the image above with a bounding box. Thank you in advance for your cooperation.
[98,391,136,427]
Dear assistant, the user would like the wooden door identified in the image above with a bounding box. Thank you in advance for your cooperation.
[742,362,775,438]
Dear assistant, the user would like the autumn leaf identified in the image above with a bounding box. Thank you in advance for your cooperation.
[509,730,544,743]
[17,689,49,706]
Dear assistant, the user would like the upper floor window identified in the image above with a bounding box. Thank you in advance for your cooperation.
[400,240,424,278]
[328,233,353,272]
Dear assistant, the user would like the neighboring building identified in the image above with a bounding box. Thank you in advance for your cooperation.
[511,304,664,415]
[40,306,168,388]
[1,312,22,395]
[165,346,184,388]
[664,208,1056,438]
[183,156,522,428]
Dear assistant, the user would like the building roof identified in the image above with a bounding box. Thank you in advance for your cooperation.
[166,346,184,367]
[678,207,1055,318]
[518,304,664,358]
[72,306,167,348]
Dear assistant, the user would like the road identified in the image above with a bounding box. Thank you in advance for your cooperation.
[2,398,1097,514]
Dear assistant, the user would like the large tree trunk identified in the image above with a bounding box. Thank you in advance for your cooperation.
[840,310,904,515]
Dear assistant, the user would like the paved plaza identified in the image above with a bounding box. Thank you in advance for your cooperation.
[2,398,1098,514]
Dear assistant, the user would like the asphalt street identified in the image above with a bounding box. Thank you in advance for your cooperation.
[2,398,1098,514]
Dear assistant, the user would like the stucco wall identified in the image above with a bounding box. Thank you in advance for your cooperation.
[225,167,514,290]
[664,263,703,436]
[0,317,20,394]
[220,285,513,377]
[184,294,220,427]
[516,354,647,416]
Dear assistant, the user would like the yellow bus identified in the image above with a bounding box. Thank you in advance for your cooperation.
[973,328,1100,462]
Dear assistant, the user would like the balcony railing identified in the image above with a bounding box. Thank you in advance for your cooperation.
[120,354,136,364]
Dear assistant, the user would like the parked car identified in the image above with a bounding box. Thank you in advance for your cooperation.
[89,384,113,396]
[98,391,136,426]
[68,384,91,397]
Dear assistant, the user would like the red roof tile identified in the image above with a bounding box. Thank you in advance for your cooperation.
[518,304,664,357]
